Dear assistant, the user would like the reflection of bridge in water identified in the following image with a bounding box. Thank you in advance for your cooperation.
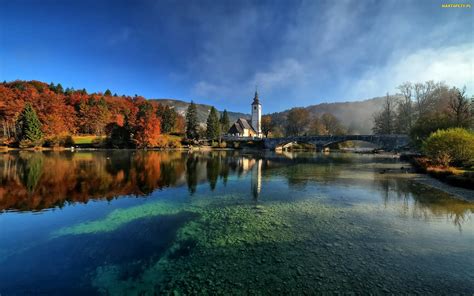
[224,135,410,151]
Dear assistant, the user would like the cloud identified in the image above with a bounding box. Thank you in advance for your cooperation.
[180,0,472,112]
[252,59,305,91]
[349,43,473,99]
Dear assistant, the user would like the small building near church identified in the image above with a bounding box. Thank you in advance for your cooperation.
[228,118,257,137]
[227,91,263,138]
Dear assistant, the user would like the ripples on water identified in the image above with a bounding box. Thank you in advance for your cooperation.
[0,151,473,295]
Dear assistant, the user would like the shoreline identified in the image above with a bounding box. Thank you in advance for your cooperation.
[413,174,474,202]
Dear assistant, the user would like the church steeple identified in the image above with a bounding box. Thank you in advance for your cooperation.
[252,87,260,105]
[251,89,262,137]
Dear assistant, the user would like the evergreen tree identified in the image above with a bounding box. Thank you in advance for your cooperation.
[104,89,112,96]
[186,101,199,139]
[220,109,230,134]
[19,103,43,146]
[206,107,220,140]
[49,82,56,92]
[161,106,177,133]
[56,83,64,94]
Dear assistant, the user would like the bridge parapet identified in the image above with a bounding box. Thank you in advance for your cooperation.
[262,135,409,151]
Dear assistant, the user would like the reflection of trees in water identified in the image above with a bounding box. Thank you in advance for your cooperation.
[0,151,188,211]
[375,178,473,230]
[186,154,199,195]
[19,152,44,193]
[206,153,220,190]
[0,150,258,204]
[5,150,468,224]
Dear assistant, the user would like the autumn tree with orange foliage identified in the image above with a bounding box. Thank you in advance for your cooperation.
[133,101,162,148]
[0,80,186,148]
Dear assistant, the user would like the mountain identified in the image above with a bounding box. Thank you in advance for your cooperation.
[153,96,397,134]
[268,96,399,134]
[151,98,249,125]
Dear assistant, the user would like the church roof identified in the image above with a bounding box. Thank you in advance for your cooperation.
[228,118,256,134]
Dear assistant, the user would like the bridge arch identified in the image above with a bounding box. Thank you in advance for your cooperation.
[275,140,318,151]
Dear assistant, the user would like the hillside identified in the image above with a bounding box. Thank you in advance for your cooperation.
[152,99,249,125]
[153,96,397,134]
[268,96,399,134]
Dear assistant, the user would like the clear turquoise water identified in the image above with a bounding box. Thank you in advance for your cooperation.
[0,151,473,295]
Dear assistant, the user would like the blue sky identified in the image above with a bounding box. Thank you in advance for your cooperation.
[0,0,472,113]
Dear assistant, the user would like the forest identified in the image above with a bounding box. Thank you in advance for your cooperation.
[0,80,186,148]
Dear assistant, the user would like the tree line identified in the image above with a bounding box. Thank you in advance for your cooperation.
[0,80,185,148]
[260,109,347,138]
[185,101,230,141]
[372,81,473,145]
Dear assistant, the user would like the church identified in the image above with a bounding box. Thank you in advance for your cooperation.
[227,91,262,138]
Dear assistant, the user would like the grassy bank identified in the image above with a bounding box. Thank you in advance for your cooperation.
[72,135,104,145]
[411,156,474,190]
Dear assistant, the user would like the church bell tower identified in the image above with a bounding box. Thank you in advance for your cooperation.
[251,90,262,137]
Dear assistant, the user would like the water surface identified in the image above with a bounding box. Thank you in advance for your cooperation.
[0,151,473,295]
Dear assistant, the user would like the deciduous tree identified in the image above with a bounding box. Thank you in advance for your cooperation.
[285,108,310,136]
[449,87,472,128]
[320,113,345,135]
[133,101,161,148]
[261,115,273,137]
[373,94,396,135]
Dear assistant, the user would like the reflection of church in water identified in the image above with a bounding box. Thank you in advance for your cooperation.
[238,158,262,199]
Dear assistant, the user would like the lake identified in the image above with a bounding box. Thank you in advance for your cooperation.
[0,150,473,295]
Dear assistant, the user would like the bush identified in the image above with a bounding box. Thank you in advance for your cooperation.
[92,137,106,148]
[19,139,43,149]
[44,134,74,147]
[106,124,132,148]
[422,128,474,167]
[155,135,182,148]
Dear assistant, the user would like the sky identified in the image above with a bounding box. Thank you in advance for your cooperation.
[0,0,472,113]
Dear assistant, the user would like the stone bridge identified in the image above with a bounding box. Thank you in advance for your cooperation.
[262,135,410,151]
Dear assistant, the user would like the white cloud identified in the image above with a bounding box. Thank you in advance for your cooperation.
[182,0,472,111]
[252,58,305,90]
[349,43,473,99]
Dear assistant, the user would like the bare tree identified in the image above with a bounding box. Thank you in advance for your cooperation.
[373,93,396,134]
[308,116,325,135]
[285,108,310,136]
[320,113,345,135]
[396,82,414,133]
[449,87,472,128]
